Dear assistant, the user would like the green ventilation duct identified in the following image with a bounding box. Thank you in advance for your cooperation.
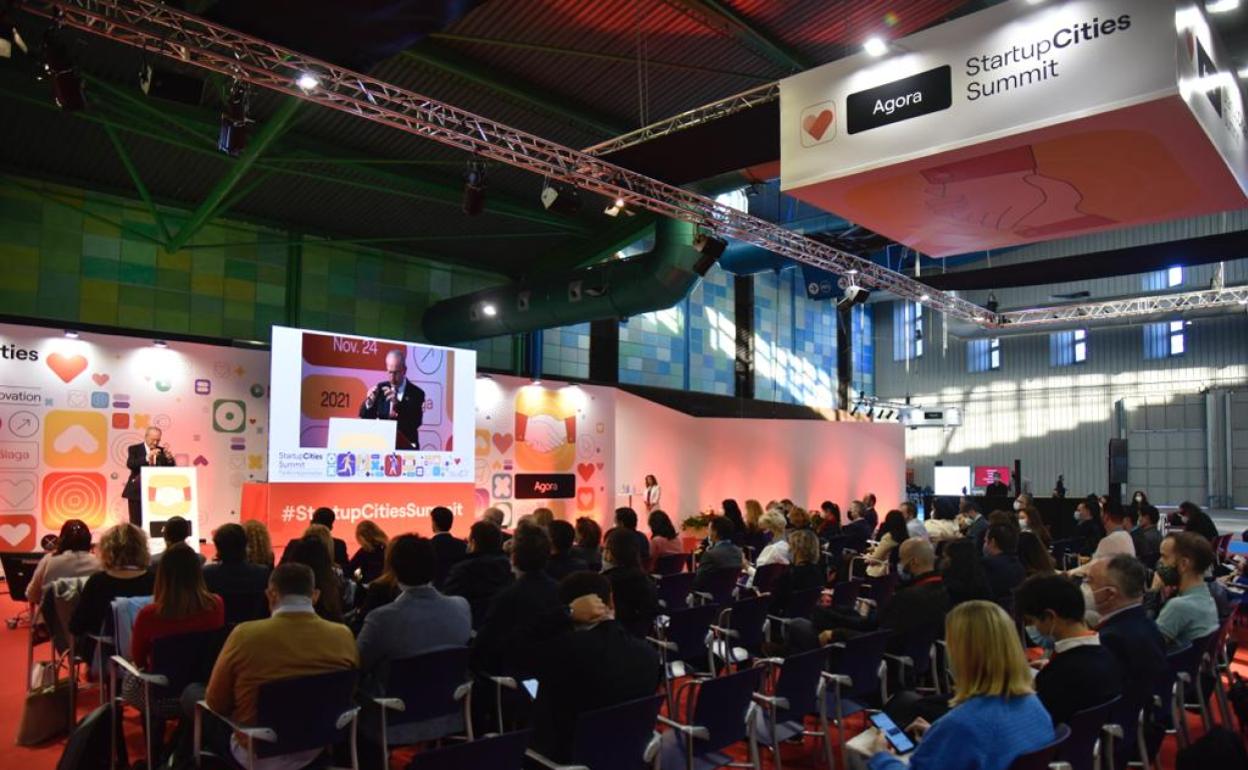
[422,218,708,344]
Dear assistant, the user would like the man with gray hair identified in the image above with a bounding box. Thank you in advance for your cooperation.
[1085,555,1167,714]
[358,347,424,449]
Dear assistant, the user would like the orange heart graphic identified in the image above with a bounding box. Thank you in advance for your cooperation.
[802,109,833,141]
[92,373,109,386]
[492,432,513,454]
[576,463,595,482]
[576,486,595,511]
[47,353,88,383]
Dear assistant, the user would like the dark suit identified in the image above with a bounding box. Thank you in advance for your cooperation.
[693,541,743,592]
[878,573,951,653]
[1097,604,1168,713]
[602,566,659,637]
[841,518,873,553]
[981,553,1026,609]
[443,550,514,629]
[546,552,589,582]
[122,442,176,526]
[471,572,560,676]
[357,377,425,450]
[965,515,989,550]
[203,561,271,624]
[1183,510,1220,543]
[1034,643,1122,727]
[280,536,348,571]
[431,532,468,588]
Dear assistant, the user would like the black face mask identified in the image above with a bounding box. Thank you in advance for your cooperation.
[1156,563,1181,587]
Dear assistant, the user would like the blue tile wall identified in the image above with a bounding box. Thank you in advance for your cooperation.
[543,322,590,379]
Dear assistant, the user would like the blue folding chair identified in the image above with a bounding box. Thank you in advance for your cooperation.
[527,694,664,770]
[765,586,823,646]
[405,730,530,770]
[710,595,769,671]
[659,665,765,770]
[650,603,721,714]
[371,646,474,766]
[1008,723,1070,770]
[824,629,890,769]
[694,569,742,606]
[883,624,939,692]
[752,647,833,770]
[196,668,361,770]
[655,554,690,576]
[1169,633,1215,748]
[657,572,696,610]
[1056,696,1120,770]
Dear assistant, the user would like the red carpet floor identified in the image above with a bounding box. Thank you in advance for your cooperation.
[0,588,1240,770]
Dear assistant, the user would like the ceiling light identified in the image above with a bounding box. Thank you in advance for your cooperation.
[863,37,888,57]
[41,25,83,111]
[295,72,320,92]
[919,293,930,301]
[63,329,78,339]
[0,12,27,59]
[604,197,633,217]
[540,182,582,215]
[462,160,487,216]
[1239,66,1248,79]
[1207,0,1240,13]
[218,81,250,157]
[481,303,497,318]
[153,339,168,348]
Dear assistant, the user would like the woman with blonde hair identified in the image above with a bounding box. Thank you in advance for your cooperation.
[69,523,155,656]
[348,519,389,583]
[864,601,1054,770]
[754,511,791,567]
[741,499,769,555]
[242,519,274,569]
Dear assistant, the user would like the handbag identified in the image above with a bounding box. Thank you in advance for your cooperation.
[16,679,71,745]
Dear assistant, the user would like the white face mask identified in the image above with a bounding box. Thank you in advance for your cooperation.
[1018,518,1030,531]
[1013,501,1022,511]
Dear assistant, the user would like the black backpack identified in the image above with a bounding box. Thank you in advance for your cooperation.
[56,703,113,770]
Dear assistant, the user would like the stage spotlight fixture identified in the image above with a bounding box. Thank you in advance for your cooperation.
[836,284,870,312]
[603,196,634,217]
[919,293,930,301]
[295,72,320,92]
[41,25,83,111]
[462,160,487,216]
[540,182,581,215]
[153,339,168,348]
[218,82,250,157]
[139,63,204,105]
[986,292,999,313]
[63,329,78,339]
[863,37,888,57]
[692,233,727,276]
[481,303,497,318]
[0,9,27,59]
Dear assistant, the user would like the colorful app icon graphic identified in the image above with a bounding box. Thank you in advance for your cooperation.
[41,471,107,529]
[90,392,109,408]
[0,473,37,511]
[383,454,402,477]
[44,410,108,468]
[194,379,212,395]
[146,473,192,518]
[0,515,36,551]
[335,453,356,477]
[212,399,246,433]
[112,413,130,429]
[491,474,513,500]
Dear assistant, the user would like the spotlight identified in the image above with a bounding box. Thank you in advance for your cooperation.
[863,37,889,57]
[604,196,633,217]
[218,81,250,157]
[0,8,27,59]
[1207,0,1240,12]
[540,182,582,215]
[692,233,727,276]
[295,72,320,92]
[462,160,487,216]
[836,284,870,312]
[986,292,999,313]
[139,63,204,105]
[41,24,83,111]
[63,330,78,339]
[481,303,497,318]
[919,293,930,301]
[153,339,168,348]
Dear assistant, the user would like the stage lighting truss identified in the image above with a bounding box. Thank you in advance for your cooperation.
[997,284,1248,328]
[17,0,993,325]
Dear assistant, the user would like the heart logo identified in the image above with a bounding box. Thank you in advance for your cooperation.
[802,109,833,141]
[193,455,209,466]
[595,462,604,471]
[0,522,32,546]
[91,373,109,386]
[0,479,35,508]
[576,463,595,482]
[47,353,88,383]
[576,487,595,512]
[492,433,514,454]
[454,458,461,465]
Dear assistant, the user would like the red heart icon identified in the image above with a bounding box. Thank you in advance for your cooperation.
[595,462,604,471]
[576,463,595,482]
[576,486,595,511]
[802,109,833,141]
[47,353,88,383]
[492,432,513,454]
[91,373,109,386]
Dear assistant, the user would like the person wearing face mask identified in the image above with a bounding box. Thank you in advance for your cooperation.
[1073,499,1105,556]
[1014,574,1122,727]
[981,524,1026,610]
[1067,506,1135,577]
[1011,493,1033,514]
[1175,501,1220,544]
[1131,506,1163,567]
[1017,506,1051,548]
[1086,556,1167,725]
[1152,533,1219,650]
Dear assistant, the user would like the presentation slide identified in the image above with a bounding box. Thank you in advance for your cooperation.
[267,326,475,483]
[973,465,1012,488]
[933,465,971,497]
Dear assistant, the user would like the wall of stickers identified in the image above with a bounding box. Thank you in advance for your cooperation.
[0,322,270,552]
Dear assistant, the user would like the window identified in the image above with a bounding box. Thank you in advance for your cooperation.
[1168,320,1185,355]
[1144,320,1186,359]
[892,301,923,361]
[968,338,1000,372]
[1167,266,1183,288]
[1144,265,1184,291]
[1051,329,1088,366]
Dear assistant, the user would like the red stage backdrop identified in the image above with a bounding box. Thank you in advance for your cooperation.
[240,481,474,541]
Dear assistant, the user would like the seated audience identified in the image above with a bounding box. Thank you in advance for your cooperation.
[787,506,812,532]
[1176,501,1219,543]
[1017,531,1056,577]
[356,540,401,625]
[1085,555,1167,714]
[1068,506,1135,577]
[570,516,603,572]
[900,501,930,542]
[842,500,874,552]
[981,523,1026,609]
[1129,490,1151,518]
[347,520,388,584]
[754,510,791,567]
[1017,506,1051,548]
[356,535,471,761]
[1152,532,1219,650]
[743,499,771,555]
[313,506,350,568]
[941,540,992,607]
[285,536,346,623]
[428,505,467,587]
[1131,506,1163,566]
[1014,574,1122,726]
[517,572,662,764]
[818,501,843,539]
[481,506,513,544]
[1074,499,1106,556]
[924,506,962,543]
[866,510,910,578]
[693,517,744,592]
[861,493,880,533]
[769,529,825,616]
[647,510,684,563]
[444,520,513,629]
[203,523,270,621]
[546,520,588,580]
[610,507,650,564]
[27,519,100,604]
[69,523,155,654]
[601,528,660,637]
[151,516,204,567]
[472,524,558,676]
[864,601,1054,770]
[962,502,988,550]
[722,499,748,546]
[531,507,555,531]
[242,520,274,569]
[131,543,225,670]
[197,564,357,770]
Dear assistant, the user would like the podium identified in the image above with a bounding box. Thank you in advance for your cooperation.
[139,466,200,554]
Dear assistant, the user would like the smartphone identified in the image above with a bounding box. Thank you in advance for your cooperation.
[869,712,915,754]
[521,679,539,699]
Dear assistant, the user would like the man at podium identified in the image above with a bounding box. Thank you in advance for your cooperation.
[123,426,176,526]
[357,348,425,450]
